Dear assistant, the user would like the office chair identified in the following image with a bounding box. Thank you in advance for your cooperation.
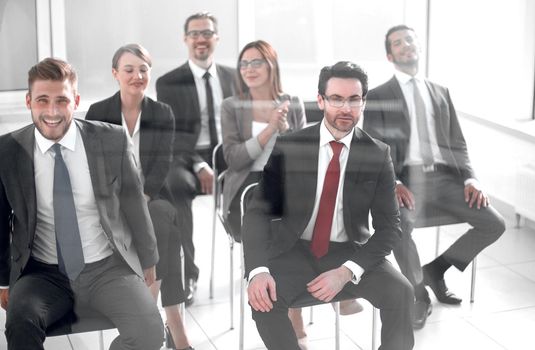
[238,183,378,350]
[208,143,238,329]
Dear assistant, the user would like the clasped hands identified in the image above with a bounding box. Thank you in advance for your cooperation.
[395,181,489,210]
[247,266,352,312]
[268,100,290,134]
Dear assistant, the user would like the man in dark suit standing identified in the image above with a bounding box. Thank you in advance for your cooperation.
[0,58,163,349]
[156,12,236,305]
[363,25,505,329]
[243,61,414,350]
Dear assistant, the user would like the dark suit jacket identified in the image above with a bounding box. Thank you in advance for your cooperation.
[156,62,237,168]
[85,92,175,199]
[0,120,158,286]
[242,123,401,277]
[363,76,475,182]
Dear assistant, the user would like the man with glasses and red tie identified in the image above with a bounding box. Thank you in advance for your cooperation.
[243,61,414,350]
[363,25,505,330]
[156,12,237,306]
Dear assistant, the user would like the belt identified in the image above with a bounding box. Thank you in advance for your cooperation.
[405,163,453,174]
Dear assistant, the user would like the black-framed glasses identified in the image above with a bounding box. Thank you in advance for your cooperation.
[322,95,364,108]
[186,30,216,39]
[238,59,267,70]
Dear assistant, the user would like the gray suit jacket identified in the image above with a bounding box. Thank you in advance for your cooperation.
[363,76,475,182]
[0,119,158,286]
[220,94,307,217]
[156,62,237,168]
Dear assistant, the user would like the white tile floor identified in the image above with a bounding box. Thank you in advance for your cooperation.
[1,195,534,350]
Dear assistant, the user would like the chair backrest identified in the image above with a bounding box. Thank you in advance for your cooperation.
[212,143,227,176]
[240,183,258,226]
[304,101,323,123]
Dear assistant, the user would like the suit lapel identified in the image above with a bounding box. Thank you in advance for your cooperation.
[183,65,202,122]
[109,92,123,125]
[78,121,108,200]
[139,97,155,172]
[13,126,37,238]
[217,65,234,98]
[342,129,366,232]
[387,76,410,124]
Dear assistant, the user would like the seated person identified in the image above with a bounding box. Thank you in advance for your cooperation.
[243,61,414,350]
[85,44,193,350]
[363,25,505,329]
[0,57,163,350]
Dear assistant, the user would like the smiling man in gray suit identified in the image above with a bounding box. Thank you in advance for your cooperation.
[156,12,237,306]
[0,58,163,350]
[363,25,505,330]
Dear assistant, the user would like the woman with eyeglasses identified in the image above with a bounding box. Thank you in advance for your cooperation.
[220,39,309,347]
[85,44,194,350]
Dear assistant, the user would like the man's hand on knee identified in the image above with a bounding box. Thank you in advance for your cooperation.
[248,272,277,312]
[1,288,8,310]
[307,266,352,302]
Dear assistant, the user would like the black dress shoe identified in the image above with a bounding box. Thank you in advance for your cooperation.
[165,325,176,349]
[185,278,197,307]
[412,300,432,330]
[423,265,462,305]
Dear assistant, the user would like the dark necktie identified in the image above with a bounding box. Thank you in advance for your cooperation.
[53,143,85,280]
[411,78,434,166]
[203,71,218,148]
[310,141,344,259]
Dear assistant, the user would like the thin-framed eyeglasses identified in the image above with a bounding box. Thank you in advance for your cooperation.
[238,59,267,70]
[186,30,216,39]
[322,95,364,108]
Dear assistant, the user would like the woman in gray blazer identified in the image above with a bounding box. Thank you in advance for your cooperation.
[221,40,306,241]
[221,40,308,345]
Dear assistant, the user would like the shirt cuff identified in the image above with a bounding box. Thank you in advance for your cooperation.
[0,286,8,289]
[248,266,270,282]
[193,161,208,174]
[343,260,365,285]
[464,178,478,186]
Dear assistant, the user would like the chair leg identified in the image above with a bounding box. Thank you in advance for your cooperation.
[309,306,314,325]
[239,244,245,350]
[334,301,340,350]
[435,226,441,257]
[209,203,217,299]
[371,307,378,350]
[98,330,105,350]
[230,240,235,330]
[470,257,477,303]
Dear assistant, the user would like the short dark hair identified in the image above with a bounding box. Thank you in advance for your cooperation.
[112,43,152,70]
[317,61,368,97]
[237,40,282,99]
[385,24,415,55]
[184,12,218,34]
[28,57,77,93]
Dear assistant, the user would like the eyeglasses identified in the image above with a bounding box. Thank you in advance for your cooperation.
[186,30,216,39]
[322,95,364,108]
[238,59,267,70]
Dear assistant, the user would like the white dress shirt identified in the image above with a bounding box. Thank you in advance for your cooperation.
[249,119,364,284]
[121,112,145,186]
[394,70,446,166]
[32,120,113,265]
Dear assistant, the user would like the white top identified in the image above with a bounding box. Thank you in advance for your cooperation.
[394,70,446,166]
[250,121,277,171]
[32,120,113,265]
[121,111,145,186]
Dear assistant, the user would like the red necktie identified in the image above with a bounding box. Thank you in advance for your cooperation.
[310,141,344,258]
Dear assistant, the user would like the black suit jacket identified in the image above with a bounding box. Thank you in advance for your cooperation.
[156,62,237,168]
[363,76,475,182]
[0,120,158,285]
[242,123,401,277]
[85,92,175,199]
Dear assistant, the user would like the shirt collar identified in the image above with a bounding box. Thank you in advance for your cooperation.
[319,118,354,150]
[394,69,425,85]
[188,59,218,79]
[35,119,78,154]
[121,112,141,136]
